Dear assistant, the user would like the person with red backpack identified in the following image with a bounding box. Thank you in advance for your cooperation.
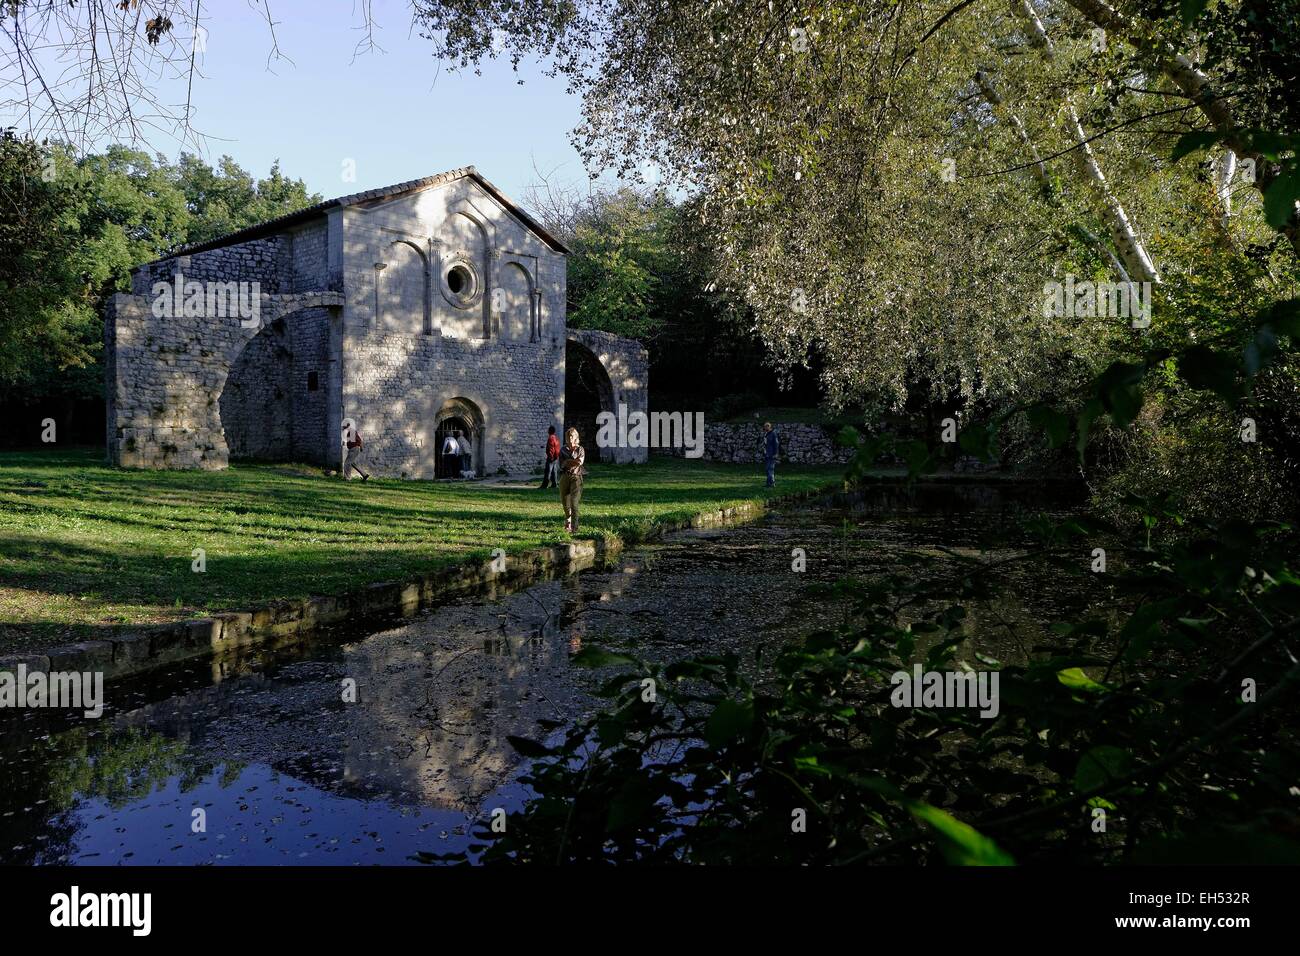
[342,418,370,481]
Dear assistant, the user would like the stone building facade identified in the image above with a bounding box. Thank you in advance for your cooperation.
[106,168,648,477]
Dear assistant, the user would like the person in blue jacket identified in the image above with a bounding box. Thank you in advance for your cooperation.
[762,422,779,488]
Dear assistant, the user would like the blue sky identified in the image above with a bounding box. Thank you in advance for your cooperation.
[19,0,606,203]
[182,0,592,200]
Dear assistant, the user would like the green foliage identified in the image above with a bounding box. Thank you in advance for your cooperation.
[565,188,675,341]
[0,137,319,402]
[439,449,1298,864]
[0,135,101,394]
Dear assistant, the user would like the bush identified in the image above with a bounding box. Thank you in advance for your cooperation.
[1090,391,1291,532]
[707,390,767,421]
[439,497,1300,865]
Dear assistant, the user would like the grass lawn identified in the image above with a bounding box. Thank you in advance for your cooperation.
[0,448,843,650]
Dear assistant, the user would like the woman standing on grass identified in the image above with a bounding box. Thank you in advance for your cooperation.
[558,427,586,533]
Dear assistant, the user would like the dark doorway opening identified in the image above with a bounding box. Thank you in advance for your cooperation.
[565,340,615,463]
[435,416,472,478]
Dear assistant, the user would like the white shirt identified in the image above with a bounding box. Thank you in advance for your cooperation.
[442,436,460,455]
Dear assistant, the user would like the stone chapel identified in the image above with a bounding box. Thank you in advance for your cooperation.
[105,166,648,477]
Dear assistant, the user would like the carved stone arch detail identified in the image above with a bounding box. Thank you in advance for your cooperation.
[442,198,495,336]
[388,237,431,334]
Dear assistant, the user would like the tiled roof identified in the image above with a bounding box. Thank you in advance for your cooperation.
[144,166,568,263]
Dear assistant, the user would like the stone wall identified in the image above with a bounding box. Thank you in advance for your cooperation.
[342,329,563,478]
[289,309,331,464]
[567,329,650,465]
[656,421,855,465]
[130,237,289,295]
[105,292,344,469]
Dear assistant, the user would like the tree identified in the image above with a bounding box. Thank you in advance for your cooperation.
[0,139,318,415]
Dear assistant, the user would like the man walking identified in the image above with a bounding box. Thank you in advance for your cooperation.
[342,418,370,481]
[762,421,779,488]
[540,425,560,489]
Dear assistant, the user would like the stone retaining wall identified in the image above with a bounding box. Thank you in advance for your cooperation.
[656,421,856,465]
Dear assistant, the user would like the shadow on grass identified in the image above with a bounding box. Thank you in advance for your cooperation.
[0,448,844,637]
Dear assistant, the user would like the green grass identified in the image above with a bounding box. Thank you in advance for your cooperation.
[0,448,842,649]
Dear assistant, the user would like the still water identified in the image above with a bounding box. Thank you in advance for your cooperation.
[0,482,1090,865]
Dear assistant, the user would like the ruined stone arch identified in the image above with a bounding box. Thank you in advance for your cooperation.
[219,317,292,460]
[564,338,616,463]
[106,291,343,470]
[565,330,650,465]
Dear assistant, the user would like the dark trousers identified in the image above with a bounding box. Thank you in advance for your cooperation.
[765,456,776,487]
[540,459,559,488]
[560,473,583,531]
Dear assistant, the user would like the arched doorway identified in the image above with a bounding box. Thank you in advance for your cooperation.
[434,397,485,478]
[565,339,615,462]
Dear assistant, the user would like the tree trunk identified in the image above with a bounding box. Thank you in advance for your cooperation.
[974,69,1132,281]
[1063,0,1299,253]
[1014,0,1161,284]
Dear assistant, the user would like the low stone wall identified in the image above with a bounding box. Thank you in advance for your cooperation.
[0,540,620,686]
[656,421,856,465]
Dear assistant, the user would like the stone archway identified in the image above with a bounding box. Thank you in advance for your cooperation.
[106,291,343,470]
[434,397,486,478]
[565,338,615,463]
[219,317,292,460]
[565,330,650,465]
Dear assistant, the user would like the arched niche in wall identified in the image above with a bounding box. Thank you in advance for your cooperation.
[439,199,495,338]
[382,238,429,335]
[497,260,535,343]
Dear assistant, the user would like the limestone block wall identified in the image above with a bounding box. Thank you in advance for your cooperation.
[289,309,332,464]
[290,222,330,291]
[130,237,290,295]
[340,329,564,478]
[656,421,855,465]
[566,329,650,465]
[106,292,344,469]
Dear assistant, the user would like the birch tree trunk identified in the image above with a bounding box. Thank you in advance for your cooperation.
[1063,0,1299,252]
[1014,0,1161,284]
[975,69,1132,281]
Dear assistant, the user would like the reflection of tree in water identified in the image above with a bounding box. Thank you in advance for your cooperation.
[0,726,229,865]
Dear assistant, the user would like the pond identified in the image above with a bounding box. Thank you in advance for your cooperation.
[0,481,1093,865]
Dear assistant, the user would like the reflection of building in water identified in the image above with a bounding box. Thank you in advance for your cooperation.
[336,565,646,809]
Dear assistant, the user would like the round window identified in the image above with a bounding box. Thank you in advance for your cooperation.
[447,264,474,298]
